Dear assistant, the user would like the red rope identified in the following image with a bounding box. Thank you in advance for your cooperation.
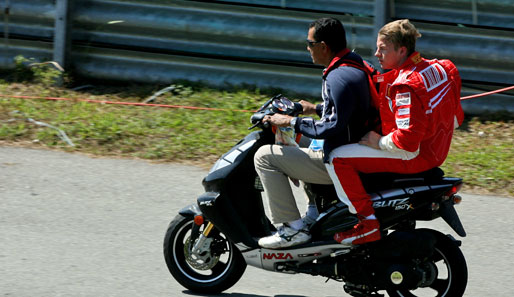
[1,85,512,110]
[0,94,255,113]
[460,85,514,100]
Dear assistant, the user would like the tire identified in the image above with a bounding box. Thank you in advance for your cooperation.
[387,230,468,297]
[163,214,247,294]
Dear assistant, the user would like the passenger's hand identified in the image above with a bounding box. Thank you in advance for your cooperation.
[299,100,317,115]
[263,114,293,127]
[359,131,381,149]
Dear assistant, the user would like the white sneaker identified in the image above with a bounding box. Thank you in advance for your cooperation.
[258,224,311,249]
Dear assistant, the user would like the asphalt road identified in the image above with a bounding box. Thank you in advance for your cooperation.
[1,146,513,297]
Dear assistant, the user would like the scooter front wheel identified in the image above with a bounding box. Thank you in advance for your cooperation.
[163,214,247,294]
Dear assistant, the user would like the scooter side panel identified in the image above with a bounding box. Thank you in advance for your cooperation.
[241,244,349,272]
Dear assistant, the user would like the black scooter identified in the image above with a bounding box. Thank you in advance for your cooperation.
[163,95,467,297]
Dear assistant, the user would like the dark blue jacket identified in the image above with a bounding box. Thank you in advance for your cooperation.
[293,49,371,162]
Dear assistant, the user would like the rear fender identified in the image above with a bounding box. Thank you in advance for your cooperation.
[438,200,466,237]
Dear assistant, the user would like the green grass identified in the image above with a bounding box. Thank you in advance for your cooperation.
[0,82,265,164]
[443,119,513,196]
[0,81,513,196]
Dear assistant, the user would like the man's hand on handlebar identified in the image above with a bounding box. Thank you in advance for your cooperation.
[299,100,317,115]
[263,114,294,128]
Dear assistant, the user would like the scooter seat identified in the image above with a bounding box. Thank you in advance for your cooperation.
[360,167,445,193]
[307,167,445,208]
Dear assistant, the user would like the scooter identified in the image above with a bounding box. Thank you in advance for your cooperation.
[163,95,467,297]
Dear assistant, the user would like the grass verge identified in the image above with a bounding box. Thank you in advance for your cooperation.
[0,81,512,196]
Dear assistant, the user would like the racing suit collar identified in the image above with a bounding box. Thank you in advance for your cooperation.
[399,51,422,70]
[375,51,422,83]
[323,48,351,77]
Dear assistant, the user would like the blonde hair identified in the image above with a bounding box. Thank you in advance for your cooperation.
[378,19,421,55]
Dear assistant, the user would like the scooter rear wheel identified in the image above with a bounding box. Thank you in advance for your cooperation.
[386,230,467,297]
[163,214,247,294]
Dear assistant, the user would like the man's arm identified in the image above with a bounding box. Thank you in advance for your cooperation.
[299,100,318,115]
[389,85,427,152]
[360,85,427,152]
[296,68,365,139]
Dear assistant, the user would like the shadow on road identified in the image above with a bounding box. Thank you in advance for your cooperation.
[182,290,309,297]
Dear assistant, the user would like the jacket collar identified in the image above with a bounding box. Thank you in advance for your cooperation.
[323,48,351,77]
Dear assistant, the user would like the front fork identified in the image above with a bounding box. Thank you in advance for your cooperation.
[190,221,215,255]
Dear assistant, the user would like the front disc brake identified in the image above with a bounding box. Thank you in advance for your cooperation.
[184,237,219,270]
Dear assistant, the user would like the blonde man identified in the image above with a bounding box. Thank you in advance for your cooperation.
[326,19,464,245]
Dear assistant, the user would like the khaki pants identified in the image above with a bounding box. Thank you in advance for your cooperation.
[254,144,333,224]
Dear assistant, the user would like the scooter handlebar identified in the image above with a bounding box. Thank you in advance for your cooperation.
[248,94,303,130]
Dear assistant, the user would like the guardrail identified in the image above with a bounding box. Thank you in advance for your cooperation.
[217,0,514,29]
[1,0,513,114]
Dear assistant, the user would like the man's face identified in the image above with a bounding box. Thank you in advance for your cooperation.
[307,27,325,66]
[375,36,405,70]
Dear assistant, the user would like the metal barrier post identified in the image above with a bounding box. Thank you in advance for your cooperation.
[372,0,390,56]
[53,0,71,73]
[3,0,10,53]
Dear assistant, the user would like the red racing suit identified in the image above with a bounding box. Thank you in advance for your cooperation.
[325,52,464,217]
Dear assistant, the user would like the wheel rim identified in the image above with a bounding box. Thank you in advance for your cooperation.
[172,220,234,283]
[393,247,452,297]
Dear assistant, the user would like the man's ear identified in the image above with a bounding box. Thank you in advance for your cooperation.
[399,46,408,57]
[321,41,329,53]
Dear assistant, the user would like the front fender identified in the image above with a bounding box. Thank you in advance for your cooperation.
[178,203,202,218]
